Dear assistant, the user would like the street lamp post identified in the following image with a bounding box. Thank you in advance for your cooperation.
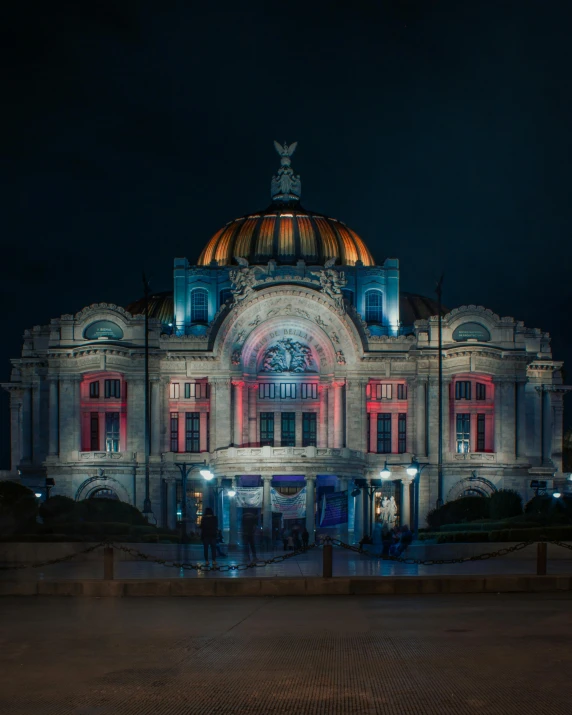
[436,274,444,509]
[142,273,154,522]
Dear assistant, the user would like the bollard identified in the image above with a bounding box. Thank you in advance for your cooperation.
[104,546,114,580]
[323,543,333,578]
[536,542,547,576]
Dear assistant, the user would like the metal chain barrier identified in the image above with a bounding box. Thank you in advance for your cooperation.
[109,542,317,572]
[322,536,543,565]
[0,542,105,571]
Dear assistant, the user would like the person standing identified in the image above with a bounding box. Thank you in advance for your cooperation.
[242,511,258,563]
[200,507,218,567]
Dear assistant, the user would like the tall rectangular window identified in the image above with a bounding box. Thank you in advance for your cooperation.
[365,290,383,323]
[302,413,317,447]
[455,381,471,400]
[104,379,120,398]
[260,412,275,446]
[477,413,486,452]
[377,414,392,454]
[456,413,471,453]
[281,412,296,447]
[398,413,407,454]
[397,384,407,400]
[191,288,208,323]
[90,412,99,451]
[220,288,233,306]
[170,412,179,452]
[476,382,486,400]
[89,381,99,398]
[185,412,200,453]
[170,383,180,399]
[105,412,120,452]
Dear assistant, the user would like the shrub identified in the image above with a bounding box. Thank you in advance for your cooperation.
[0,481,38,535]
[524,495,572,524]
[74,499,148,525]
[39,495,76,523]
[489,489,523,519]
[50,521,131,536]
[426,496,490,530]
[129,525,158,537]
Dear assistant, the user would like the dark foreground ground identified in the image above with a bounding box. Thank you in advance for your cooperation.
[0,594,570,714]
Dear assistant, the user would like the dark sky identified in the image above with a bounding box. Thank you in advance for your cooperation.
[2,1,572,463]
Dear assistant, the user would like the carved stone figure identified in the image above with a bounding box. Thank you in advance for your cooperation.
[231,349,242,366]
[229,266,258,301]
[271,140,302,201]
[319,267,347,311]
[336,350,346,365]
[261,338,315,373]
[388,496,398,527]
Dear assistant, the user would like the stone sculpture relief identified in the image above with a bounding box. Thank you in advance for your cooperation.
[261,338,315,373]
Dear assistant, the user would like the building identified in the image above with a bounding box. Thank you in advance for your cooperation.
[1,142,567,542]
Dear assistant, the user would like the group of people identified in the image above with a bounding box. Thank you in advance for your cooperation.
[281,526,309,551]
[359,524,413,557]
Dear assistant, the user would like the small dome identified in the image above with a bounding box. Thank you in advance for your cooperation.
[126,291,174,324]
[400,292,448,325]
[198,206,374,267]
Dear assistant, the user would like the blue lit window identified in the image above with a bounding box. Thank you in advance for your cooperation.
[365,290,383,324]
[191,288,208,323]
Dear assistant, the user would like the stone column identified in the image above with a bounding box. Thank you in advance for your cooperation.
[360,380,368,453]
[229,477,238,546]
[248,383,258,446]
[232,380,244,447]
[318,385,328,448]
[209,378,216,451]
[516,381,527,459]
[552,390,564,473]
[305,475,316,541]
[369,412,377,453]
[127,377,145,457]
[400,478,412,527]
[415,378,427,457]
[166,478,177,531]
[327,383,335,447]
[333,381,344,448]
[262,475,273,541]
[353,484,363,542]
[295,410,303,447]
[494,379,503,456]
[32,379,42,462]
[150,379,161,456]
[58,377,73,457]
[504,380,517,460]
[48,377,59,456]
[542,388,553,466]
[338,477,349,541]
[7,389,23,470]
[427,379,439,459]
[344,380,361,451]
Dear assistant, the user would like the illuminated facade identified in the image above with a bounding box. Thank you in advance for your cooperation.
[1,142,567,541]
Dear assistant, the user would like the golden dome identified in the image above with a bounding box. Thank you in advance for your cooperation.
[197,207,375,267]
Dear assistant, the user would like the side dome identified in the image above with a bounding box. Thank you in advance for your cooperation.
[126,291,174,324]
[198,207,374,267]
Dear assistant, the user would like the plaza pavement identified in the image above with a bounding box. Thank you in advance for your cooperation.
[0,593,571,714]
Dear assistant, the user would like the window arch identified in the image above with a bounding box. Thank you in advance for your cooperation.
[191,288,208,323]
[365,290,383,324]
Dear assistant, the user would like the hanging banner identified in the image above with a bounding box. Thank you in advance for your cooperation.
[271,487,306,519]
[319,491,348,527]
[234,487,263,508]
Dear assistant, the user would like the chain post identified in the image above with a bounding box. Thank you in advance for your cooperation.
[104,546,114,580]
[323,541,333,578]
[537,541,547,576]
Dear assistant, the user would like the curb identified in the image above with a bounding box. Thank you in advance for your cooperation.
[1,574,571,597]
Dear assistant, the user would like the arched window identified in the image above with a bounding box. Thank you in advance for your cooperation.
[365,290,383,324]
[191,288,208,323]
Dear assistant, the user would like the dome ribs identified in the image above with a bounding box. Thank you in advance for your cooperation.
[234,217,259,263]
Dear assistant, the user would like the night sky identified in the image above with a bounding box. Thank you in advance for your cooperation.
[2,1,572,465]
